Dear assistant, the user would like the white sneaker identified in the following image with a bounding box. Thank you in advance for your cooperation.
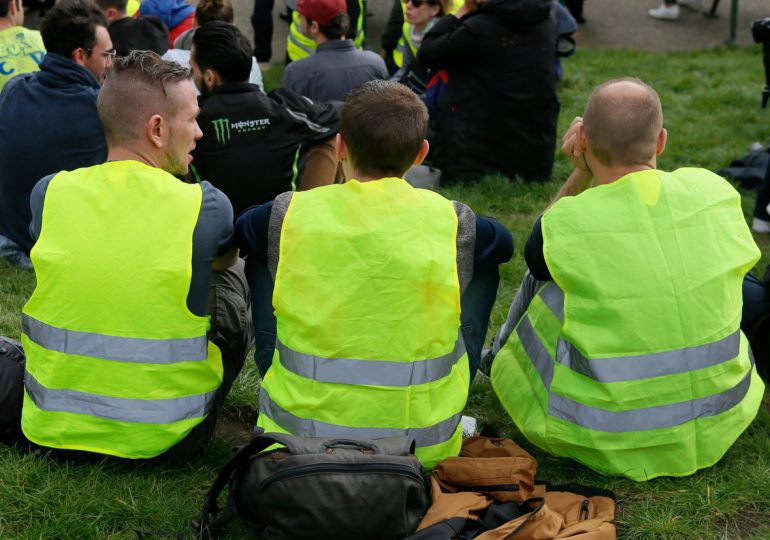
[648,3,680,20]
[678,0,703,11]
[752,217,770,234]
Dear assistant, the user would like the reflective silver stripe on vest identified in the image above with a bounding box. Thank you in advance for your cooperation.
[538,282,564,322]
[260,389,462,447]
[516,315,554,389]
[277,333,466,387]
[532,283,742,383]
[557,330,742,383]
[288,27,315,57]
[547,367,752,432]
[22,314,208,364]
[25,372,216,424]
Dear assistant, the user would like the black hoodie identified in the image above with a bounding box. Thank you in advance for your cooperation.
[419,0,559,183]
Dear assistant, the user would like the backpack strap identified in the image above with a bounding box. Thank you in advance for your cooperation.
[191,429,288,537]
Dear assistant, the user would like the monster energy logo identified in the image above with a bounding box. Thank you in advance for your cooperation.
[212,118,231,144]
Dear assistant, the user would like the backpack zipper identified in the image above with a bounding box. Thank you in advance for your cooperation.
[259,462,425,492]
[578,499,590,521]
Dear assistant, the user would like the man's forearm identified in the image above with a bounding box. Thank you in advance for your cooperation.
[549,169,592,209]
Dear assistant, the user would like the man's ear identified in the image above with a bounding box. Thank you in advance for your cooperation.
[412,139,430,166]
[105,7,120,22]
[655,127,667,156]
[310,20,321,37]
[146,114,165,149]
[203,68,221,90]
[71,47,88,67]
[335,133,348,161]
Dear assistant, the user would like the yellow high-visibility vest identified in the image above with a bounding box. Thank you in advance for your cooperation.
[492,168,764,481]
[257,178,469,469]
[21,160,223,459]
[287,0,366,62]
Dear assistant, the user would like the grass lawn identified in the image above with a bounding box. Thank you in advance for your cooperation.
[2,46,770,539]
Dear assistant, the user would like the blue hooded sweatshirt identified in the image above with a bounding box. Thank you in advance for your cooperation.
[139,0,195,32]
[0,53,106,252]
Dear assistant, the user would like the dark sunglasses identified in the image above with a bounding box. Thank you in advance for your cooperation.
[402,0,438,7]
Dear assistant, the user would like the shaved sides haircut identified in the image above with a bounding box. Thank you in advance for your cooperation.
[583,78,663,167]
[97,51,192,146]
[341,80,428,178]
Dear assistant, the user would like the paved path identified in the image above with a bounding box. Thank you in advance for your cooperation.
[225,0,769,65]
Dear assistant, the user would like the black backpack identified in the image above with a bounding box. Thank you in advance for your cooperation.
[193,430,430,539]
[0,336,25,443]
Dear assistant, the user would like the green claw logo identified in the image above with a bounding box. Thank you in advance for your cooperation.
[211,118,231,144]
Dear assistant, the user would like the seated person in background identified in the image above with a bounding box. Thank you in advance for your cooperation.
[163,0,263,93]
[487,78,765,481]
[173,0,229,48]
[0,0,46,93]
[9,51,251,461]
[190,22,340,218]
[391,0,450,93]
[97,0,169,56]
[285,0,364,62]
[235,80,513,469]
[282,0,387,103]
[418,0,558,183]
[139,0,195,46]
[0,0,111,268]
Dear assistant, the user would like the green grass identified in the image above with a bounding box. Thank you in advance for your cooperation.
[2,46,770,538]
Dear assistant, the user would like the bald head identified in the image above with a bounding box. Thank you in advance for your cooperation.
[97,51,193,147]
[583,78,663,167]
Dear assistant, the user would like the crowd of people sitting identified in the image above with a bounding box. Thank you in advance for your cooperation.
[0,0,768,496]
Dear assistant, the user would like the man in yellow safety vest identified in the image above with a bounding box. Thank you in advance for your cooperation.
[486,78,765,481]
[5,51,252,461]
[235,80,513,469]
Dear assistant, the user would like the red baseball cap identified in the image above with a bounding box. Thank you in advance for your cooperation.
[294,0,346,25]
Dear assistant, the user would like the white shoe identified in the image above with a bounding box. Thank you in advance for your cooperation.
[648,3,680,20]
[752,217,770,234]
[678,0,703,11]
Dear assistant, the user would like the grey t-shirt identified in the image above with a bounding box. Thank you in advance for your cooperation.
[30,170,233,317]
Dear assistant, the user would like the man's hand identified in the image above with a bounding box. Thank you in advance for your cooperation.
[561,116,591,180]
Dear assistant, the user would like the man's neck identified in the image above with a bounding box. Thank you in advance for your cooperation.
[593,163,656,186]
[0,17,17,31]
[107,147,162,170]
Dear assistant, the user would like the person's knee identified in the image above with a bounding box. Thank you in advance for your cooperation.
[208,259,253,389]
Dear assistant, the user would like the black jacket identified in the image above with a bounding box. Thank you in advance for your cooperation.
[419,0,559,182]
[192,84,339,219]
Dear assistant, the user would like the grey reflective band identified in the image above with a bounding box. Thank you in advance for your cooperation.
[260,389,462,448]
[548,367,752,432]
[288,29,315,56]
[277,334,466,387]
[557,330,742,383]
[538,282,564,322]
[516,315,554,389]
[25,372,216,424]
[22,314,208,364]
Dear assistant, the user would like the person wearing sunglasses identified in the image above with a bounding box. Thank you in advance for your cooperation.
[390,0,450,91]
[418,0,559,184]
[0,0,111,269]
